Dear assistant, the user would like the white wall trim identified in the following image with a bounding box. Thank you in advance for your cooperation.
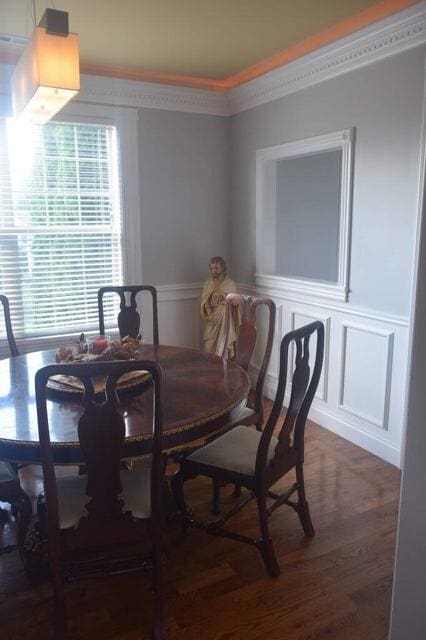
[255,128,354,303]
[309,404,401,467]
[54,101,143,286]
[398,59,426,468]
[228,2,426,114]
[243,279,407,468]
[251,365,401,467]
[255,273,348,304]
[237,281,410,327]
[0,63,229,118]
[157,282,202,301]
[78,74,229,117]
[338,322,394,430]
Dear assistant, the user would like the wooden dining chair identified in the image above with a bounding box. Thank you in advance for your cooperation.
[0,293,19,357]
[171,320,324,578]
[218,294,276,431]
[0,293,31,555]
[211,294,275,513]
[35,359,165,640]
[98,285,159,345]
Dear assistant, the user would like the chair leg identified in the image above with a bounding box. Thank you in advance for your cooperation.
[14,492,33,552]
[152,533,164,640]
[257,493,280,578]
[212,478,221,515]
[295,463,315,537]
[170,468,193,536]
[232,484,242,498]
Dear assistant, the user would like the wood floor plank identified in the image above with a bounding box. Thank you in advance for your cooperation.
[0,404,400,639]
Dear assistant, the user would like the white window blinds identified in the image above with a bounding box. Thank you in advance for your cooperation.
[0,118,123,339]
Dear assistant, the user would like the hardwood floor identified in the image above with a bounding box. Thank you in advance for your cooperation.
[0,406,401,639]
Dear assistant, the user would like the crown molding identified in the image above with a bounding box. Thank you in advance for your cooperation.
[0,63,229,118]
[78,74,229,117]
[0,3,425,118]
[228,2,426,114]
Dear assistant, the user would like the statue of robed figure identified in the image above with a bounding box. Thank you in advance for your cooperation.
[200,256,239,357]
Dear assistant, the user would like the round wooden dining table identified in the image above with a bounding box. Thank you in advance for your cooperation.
[0,344,250,465]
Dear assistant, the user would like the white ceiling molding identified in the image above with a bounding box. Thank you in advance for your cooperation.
[0,63,229,118]
[0,3,425,118]
[78,74,229,117]
[228,1,426,115]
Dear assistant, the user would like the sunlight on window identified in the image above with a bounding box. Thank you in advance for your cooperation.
[0,118,123,339]
[6,119,39,191]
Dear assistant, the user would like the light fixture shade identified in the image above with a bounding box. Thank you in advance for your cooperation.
[11,26,79,124]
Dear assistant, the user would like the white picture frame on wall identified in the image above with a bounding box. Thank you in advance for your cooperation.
[255,128,354,302]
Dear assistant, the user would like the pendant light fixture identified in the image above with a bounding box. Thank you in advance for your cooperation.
[11,5,79,124]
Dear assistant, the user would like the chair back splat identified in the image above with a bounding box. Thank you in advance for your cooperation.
[0,294,19,357]
[35,359,164,637]
[98,285,159,344]
[256,320,324,483]
[219,294,276,424]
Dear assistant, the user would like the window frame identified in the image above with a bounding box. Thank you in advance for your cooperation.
[255,128,354,303]
[0,101,141,353]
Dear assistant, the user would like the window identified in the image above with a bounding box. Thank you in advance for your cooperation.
[0,116,124,339]
[256,129,354,302]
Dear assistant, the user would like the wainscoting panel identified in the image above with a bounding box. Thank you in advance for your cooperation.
[339,323,394,430]
[241,283,409,467]
[157,284,201,348]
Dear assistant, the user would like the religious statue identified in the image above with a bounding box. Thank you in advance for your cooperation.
[200,256,239,356]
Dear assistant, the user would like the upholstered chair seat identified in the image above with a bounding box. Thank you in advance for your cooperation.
[231,406,255,424]
[56,467,152,530]
[187,426,279,477]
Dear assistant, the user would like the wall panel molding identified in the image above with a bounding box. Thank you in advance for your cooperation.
[245,280,408,468]
[339,323,394,430]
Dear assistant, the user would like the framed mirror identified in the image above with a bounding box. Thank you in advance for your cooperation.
[255,129,354,302]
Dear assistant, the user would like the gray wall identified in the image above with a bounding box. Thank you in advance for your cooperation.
[390,187,426,639]
[138,108,230,285]
[275,150,341,282]
[230,46,425,316]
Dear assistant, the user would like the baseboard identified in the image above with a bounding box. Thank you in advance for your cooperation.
[254,367,401,468]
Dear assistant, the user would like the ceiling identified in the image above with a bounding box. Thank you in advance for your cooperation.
[0,0,419,88]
